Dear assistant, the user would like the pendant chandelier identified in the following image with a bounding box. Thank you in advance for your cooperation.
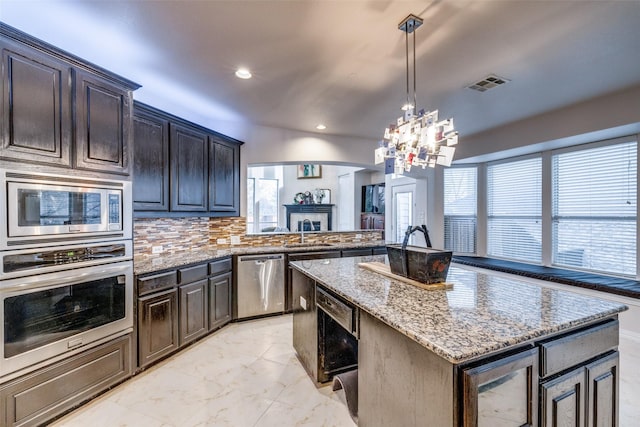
[375,14,458,174]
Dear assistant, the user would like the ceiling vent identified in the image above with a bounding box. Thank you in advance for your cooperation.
[466,74,510,92]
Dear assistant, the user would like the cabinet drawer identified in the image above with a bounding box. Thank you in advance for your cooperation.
[372,246,388,255]
[138,270,177,296]
[539,319,618,378]
[177,264,207,284]
[0,335,131,427]
[209,257,232,276]
[342,248,373,257]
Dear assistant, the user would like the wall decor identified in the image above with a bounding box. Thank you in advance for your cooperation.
[314,188,331,204]
[297,164,322,179]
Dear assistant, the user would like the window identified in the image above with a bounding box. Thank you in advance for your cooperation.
[552,140,637,275]
[246,165,283,233]
[487,157,542,263]
[444,167,477,253]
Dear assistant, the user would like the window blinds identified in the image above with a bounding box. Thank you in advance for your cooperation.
[487,157,542,263]
[552,141,637,275]
[444,167,477,253]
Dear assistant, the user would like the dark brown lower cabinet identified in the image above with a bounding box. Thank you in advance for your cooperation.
[462,347,539,427]
[0,335,131,427]
[541,366,586,427]
[586,351,619,427]
[136,257,233,370]
[540,351,619,427]
[291,267,318,382]
[138,288,179,369]
[179,279,208,345]
[209,272,232,331]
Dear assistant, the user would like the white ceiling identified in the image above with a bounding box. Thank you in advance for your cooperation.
[2,0,640,143]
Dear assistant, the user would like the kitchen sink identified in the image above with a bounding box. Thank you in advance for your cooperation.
[284,242,336,248]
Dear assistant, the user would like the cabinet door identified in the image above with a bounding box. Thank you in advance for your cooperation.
[209,136,240,215]
[133,108,169,211]
[208,272,232,331]
[360,214,371,229]
[138,289,178,368]
[170,123,208,211]
[75,70,132,175]
[291,267,318,381]
[462,347,539,427]
[179,279,208,345]
[0,39,72,167]
[586,351,619,427]
[373,214,385,230]
[541,367,586,427]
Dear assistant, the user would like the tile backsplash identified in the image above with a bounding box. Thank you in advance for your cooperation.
[134,216,383,256]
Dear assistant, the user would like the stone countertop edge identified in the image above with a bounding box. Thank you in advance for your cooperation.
[289,257,628,365]
[133,241,390,275]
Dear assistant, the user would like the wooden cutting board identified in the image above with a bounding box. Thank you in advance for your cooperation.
[358,261,453,290]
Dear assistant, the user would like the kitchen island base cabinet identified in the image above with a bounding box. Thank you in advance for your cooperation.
[462,347,538,427]
[586,351,619,427]
[0,334,132,427]
[358,311,456,427]
[540,351,619,427]
[291,267,319,383]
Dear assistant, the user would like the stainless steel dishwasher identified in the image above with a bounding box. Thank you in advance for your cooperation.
[236,254,285,319]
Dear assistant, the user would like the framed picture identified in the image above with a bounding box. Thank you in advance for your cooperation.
[315,189,331,204]
[297,164,322,179]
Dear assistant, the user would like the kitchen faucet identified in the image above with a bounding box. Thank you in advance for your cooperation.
[301,218,315,243]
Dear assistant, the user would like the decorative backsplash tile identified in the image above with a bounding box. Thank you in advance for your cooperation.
[134,216,384,256]
[134,217,210,255]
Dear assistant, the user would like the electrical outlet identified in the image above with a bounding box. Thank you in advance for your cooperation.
[355,233,363,239]
[230,235,241,245]
[151,245,163,254]
[300,296,307,311]
[217,238,228,245]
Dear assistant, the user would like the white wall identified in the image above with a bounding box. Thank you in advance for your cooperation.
[455,84,640,163]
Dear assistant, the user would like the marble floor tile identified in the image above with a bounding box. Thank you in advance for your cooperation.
[51,315,638,427]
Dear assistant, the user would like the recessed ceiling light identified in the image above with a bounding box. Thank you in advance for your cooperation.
[235,68,252,79]
[316,124,327,130]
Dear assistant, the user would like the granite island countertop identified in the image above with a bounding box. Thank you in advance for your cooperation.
[290,255,628,364]
[133,240,389,275]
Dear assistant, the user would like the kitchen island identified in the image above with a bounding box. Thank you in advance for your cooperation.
[290,255,628,426]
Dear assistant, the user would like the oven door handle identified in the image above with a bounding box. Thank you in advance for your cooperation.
[0,261,132,294]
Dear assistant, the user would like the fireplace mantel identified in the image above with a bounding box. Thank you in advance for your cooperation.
[285,204,334,231]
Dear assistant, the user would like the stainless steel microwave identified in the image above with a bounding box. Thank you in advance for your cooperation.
[0,168,132,250]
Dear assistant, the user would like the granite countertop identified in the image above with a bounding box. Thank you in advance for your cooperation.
[133,240,389,275]
[290,256,628,364]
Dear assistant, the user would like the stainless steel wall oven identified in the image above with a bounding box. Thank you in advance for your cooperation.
[0,168,133,382]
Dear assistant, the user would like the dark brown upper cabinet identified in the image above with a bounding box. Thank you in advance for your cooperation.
[170,122,209,212]
[75,70,133,175]
[209,135,240,215]
[0,37,72,167]
[0,23,139,174]
[133,102,243,217]
[133,105,170,211]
